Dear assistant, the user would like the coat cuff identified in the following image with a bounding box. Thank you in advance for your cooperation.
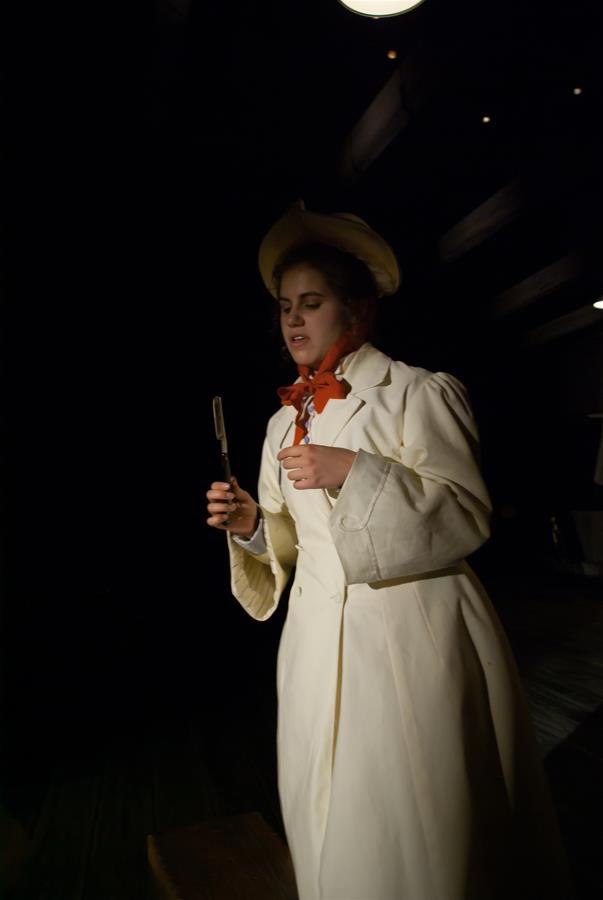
[231,514,267,555]
[328,449,388,583]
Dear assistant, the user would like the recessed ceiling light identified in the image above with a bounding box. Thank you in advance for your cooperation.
[387,50,398,60]
[338,1,427,16]
[482,116,491,124]
[573,87,583,96]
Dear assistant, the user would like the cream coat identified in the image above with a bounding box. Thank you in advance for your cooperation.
[226,343,572,900]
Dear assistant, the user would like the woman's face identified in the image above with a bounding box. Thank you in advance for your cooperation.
[278,264,349,370]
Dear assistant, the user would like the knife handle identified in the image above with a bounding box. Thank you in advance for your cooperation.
[221,453,232,487]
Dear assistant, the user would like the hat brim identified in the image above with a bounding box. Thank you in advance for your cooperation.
[258,202,401,298]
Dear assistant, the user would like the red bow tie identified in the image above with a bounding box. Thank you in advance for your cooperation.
[277,331,359,444]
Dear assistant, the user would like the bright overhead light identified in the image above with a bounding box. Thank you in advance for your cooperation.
[573,87,583,95]
[482,115,491,123]
[338,0,427,16]
[593,299,603,310]
[387,49,398,60]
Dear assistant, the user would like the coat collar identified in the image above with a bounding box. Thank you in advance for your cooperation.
[339,342,391,396]
[274,343,391,449]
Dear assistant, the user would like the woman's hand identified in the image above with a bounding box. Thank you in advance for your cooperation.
[206,477,259,537]
[277,444,357,490]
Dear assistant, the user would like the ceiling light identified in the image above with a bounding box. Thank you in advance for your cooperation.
[593,299,603,310]
[573,87,583,95]
[387,50,398,60]
[338,0,427,17]
[482,116,491,124]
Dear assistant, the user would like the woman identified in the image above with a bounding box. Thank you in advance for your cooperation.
[206,201,572,900]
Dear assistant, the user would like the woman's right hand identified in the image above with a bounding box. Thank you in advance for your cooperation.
[206,477,259,538]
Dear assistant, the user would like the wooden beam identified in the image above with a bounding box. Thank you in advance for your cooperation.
[156,0,190,22]
[589,414,603,485]
[339,68,410,181]
[521,304,603,346]
[492,253,582,318]
[438,180,523,262]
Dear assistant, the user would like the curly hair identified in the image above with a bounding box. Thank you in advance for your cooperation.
[271,242,379,341]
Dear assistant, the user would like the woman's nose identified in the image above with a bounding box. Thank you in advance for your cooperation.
[287,308,304,326]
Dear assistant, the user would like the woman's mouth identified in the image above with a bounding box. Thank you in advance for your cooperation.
[290,336,308,347]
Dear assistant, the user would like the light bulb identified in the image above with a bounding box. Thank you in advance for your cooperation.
[338,0,427,17]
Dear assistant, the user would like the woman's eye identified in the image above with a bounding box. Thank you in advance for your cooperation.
[304,303,319,309]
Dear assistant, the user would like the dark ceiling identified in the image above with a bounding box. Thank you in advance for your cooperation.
[5,0,603,597]
[150,0,603,391]
[11,0,603,362]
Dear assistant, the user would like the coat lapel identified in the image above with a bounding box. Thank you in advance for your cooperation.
[275,405,296,449]
[312,344,391,447]
[310,394,364,447]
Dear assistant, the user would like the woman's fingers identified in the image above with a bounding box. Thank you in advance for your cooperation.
[207,501,237,514]
[277,448,302,467]
[206,489,234,502]
[277,446,302,458]
[206,482,235,530]
[280,458,302,471]
[277,444,357,490]
[207,515,228,527]
[207,504,239,527]
[205,477,259,536]
[207,482,233,497]
[230,477,253,503]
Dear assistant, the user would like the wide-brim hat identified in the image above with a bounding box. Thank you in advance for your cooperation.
[258,200,400,298]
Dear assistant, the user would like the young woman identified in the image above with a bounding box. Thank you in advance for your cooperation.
[205,202,572,900]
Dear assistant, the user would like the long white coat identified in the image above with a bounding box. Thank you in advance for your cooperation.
[226,343,572,900]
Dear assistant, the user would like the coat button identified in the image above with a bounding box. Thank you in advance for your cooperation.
[339,514,362,530]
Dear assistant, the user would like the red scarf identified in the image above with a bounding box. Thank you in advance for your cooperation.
[277,330,362,445]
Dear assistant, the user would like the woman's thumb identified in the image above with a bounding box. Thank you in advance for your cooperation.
[231,477,253,505]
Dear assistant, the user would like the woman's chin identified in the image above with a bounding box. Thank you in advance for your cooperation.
[289,345,320,369]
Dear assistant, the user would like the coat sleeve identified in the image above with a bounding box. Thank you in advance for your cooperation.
[328,372,492,584]
[226,435,298,620]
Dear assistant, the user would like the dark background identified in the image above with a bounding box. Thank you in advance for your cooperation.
[3,0,603,853]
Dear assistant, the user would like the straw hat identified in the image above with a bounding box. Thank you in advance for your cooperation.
[258,200,400,298]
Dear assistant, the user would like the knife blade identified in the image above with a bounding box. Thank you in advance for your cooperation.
[212,395,232,485]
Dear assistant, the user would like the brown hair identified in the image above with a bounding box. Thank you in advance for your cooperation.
[272,242,379,340]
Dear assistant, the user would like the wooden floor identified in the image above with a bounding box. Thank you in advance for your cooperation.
[3,570,602,900]
[490,572,603,900]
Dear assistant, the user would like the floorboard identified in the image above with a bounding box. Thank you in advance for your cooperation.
[82,730,155,900]
[488,572,603,899]
[150,717,225,834]
[10,764,102,900]
[4,571,602,899]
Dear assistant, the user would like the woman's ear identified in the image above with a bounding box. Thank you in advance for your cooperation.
[349,314,362,340]
[350,311,367,338]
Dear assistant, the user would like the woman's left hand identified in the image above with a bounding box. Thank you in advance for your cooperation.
[277,444,357,490]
